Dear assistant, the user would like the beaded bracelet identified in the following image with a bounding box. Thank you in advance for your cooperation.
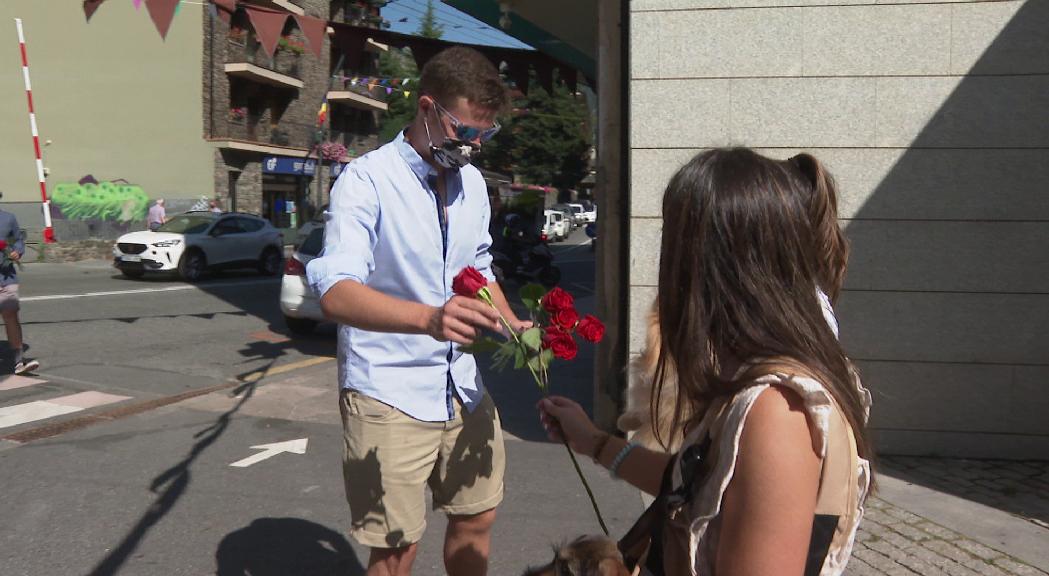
[609,441,638,479]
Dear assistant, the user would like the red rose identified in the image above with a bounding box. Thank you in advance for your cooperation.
[551,307,579,331]
[576,314,605,343]
[0,240,6,250]
[541,287,574,313]
[453,266,487,297]
[542,328,578,360]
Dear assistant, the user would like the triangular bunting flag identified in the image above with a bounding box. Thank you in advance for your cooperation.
[403,78,410,86]
[133,0,143,9]
[404,91,411,98]
[145,0,181,39]
[246,6,289,58]
[83,0,107,21]
[386,87,392,95]
[293,13,326,58]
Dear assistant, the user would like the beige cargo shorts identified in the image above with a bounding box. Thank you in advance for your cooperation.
[339,389,506,548]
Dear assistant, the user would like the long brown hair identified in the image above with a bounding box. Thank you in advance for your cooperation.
[653,148,873,465]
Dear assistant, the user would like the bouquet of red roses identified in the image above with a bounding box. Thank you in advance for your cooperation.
[453,266,609,533]
[0,239,24,273]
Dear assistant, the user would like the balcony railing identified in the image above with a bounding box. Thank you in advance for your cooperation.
[225,35,303,89]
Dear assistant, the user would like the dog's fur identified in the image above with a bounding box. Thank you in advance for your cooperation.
[522,535,631,576]
[617,304,692,454]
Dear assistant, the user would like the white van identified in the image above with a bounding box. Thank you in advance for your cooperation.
[543,210,569,242]
[567,203,586,227]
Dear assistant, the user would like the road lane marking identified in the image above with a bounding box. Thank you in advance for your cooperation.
[237,356,334,384]
[0,375,47,391]
[230,438,308,467]
[0,391,131,429]
[20,279,279,302]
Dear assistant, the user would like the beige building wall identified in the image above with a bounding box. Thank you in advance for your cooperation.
[0,1,212,207]
[628,0,1048,458]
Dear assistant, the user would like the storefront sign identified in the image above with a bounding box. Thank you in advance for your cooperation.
[263,156,316,176]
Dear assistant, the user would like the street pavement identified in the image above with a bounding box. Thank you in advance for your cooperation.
[2,228,1047,575]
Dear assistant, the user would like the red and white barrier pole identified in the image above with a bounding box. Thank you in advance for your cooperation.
[15,18,55,244]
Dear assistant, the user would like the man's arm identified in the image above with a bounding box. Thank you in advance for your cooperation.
[319,279,502,345]
[5,214,24,259]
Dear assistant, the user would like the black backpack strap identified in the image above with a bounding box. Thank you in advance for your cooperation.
[617,434,713,575]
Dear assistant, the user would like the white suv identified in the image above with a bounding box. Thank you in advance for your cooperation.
[113,212,283,282]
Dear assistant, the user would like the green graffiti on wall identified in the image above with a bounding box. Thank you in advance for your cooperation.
[51,181,150,222]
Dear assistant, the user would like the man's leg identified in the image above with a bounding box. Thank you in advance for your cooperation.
[2,309,22,357]
[341,389,442,575]
[432,393,506,576]
[444,508,497,576]
[367,544,419,576]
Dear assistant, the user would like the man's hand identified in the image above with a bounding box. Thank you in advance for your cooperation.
[10,252,20,262]
[501,319,533,340]
[426,295,503,345]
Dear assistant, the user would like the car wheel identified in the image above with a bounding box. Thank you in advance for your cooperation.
[284,315,318,335]
[121,268,145,279]
[258,247,282,276]
[178,249,206,282]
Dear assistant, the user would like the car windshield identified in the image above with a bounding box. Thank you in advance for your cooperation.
[299,227,324,257]
[159,215,214,235]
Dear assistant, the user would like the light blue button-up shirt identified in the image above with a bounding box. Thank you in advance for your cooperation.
[306,131,496,422]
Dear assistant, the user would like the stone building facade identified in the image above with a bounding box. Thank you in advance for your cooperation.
[202,0,385,228]
[627,0,1048,459]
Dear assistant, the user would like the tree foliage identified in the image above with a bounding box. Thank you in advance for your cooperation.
[377,47,420,144]
[417,0,444,39]
[477,77,591,191]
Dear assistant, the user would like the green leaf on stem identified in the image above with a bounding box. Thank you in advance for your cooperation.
[519,283,546,313]
[539,348,554,371]
[459,336,503,355]
[513,346,526,369]
[492,340,516,371]
[520,327,543,351]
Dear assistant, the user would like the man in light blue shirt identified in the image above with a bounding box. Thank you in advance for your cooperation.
[306,47,528,576]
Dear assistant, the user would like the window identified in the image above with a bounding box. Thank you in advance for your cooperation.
[236,217,264,232]
[212,218,243,236]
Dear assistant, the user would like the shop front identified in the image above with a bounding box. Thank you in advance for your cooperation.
[261,155,316,230]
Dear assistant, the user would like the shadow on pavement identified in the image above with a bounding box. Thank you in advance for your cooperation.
[84,376,262,576]
[881,456,1049,528]
[215,517,365,576]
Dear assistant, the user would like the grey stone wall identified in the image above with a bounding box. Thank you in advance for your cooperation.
[628,0,1048,458]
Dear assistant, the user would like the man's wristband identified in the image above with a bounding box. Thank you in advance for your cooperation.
[591,431,611,463]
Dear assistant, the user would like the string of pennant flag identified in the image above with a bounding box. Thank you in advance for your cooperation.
[81,0,586,93]
[334,75,417,98]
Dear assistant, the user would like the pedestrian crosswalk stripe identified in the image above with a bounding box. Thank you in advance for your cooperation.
[0,375,47,391]
[0,391,132,430]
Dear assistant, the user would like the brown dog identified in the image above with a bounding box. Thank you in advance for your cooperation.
[522,535,631,576]
[617,303,692,454]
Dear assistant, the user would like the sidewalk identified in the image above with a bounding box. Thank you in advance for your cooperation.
[189,360,1049,576]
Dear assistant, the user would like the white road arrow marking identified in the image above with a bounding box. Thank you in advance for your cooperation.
[229,438,309,468]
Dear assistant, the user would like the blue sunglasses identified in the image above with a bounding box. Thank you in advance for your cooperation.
[434,101,501,143]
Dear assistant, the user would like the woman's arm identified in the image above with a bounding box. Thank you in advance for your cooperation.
[538,396,672,496]
[715,385,822,576]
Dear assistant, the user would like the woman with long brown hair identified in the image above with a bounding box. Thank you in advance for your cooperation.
[538,148,873,575]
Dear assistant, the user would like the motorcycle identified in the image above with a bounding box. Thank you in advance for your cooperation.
[491,241,561,288]
[585,222,596,252]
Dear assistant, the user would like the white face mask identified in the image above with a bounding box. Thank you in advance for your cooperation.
[423,107,474,170]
